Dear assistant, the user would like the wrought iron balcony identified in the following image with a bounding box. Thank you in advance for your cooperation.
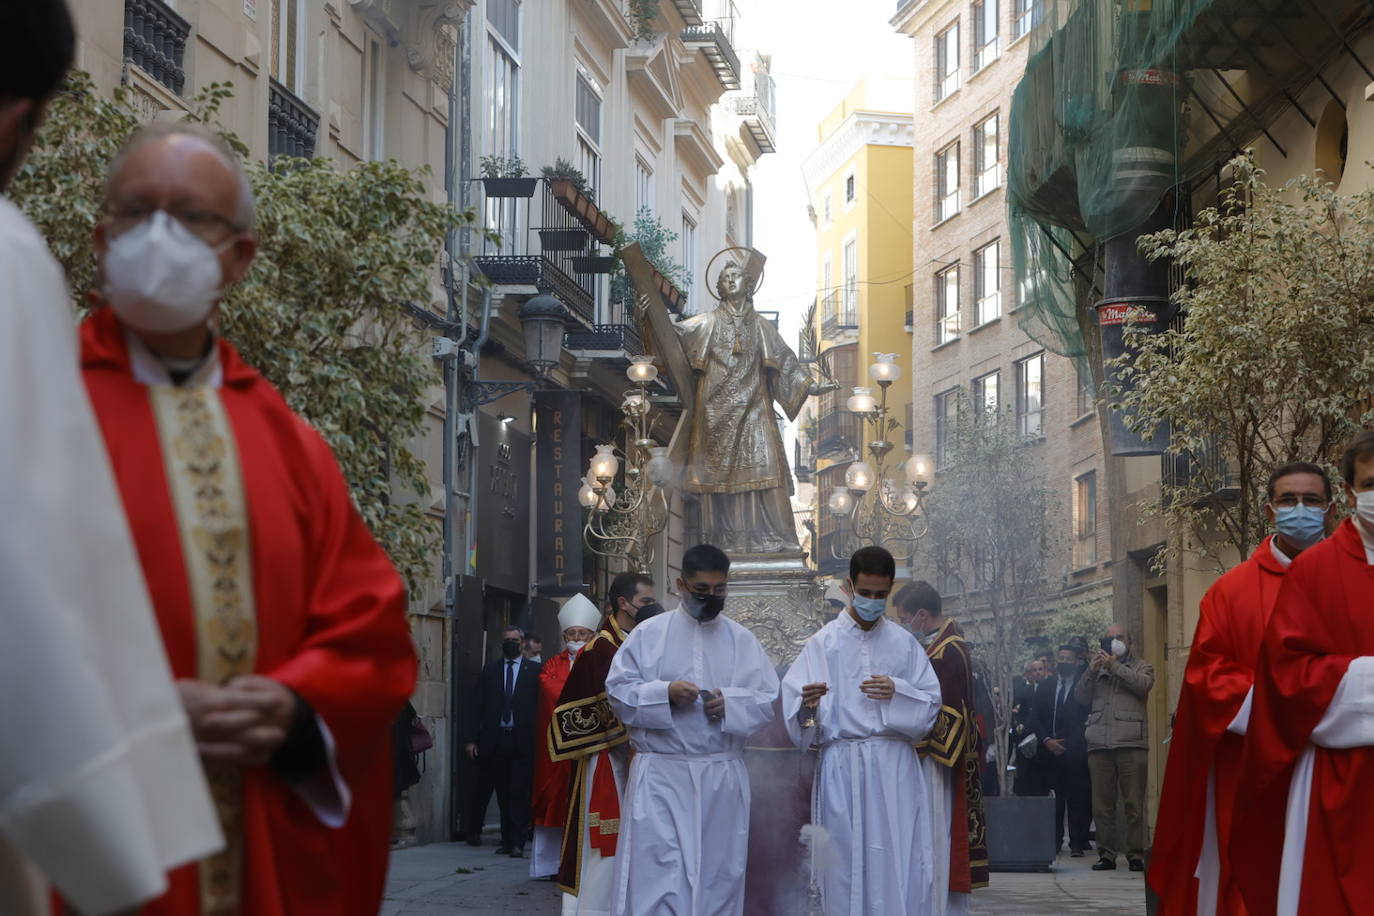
[123,0,190,96]
[268,79,319,160]
[671,0,704,25]
[1162,442,1238,508]
[681,1,741,91]
[816,406,861,457]
[822,310,859,339]
[730,53,776,155]
[793,438,814,483]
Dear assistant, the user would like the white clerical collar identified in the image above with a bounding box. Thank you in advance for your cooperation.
[126,329,222,389]
[1270,537,1294,569]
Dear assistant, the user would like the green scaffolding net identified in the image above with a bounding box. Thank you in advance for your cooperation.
[1007,0,1374,359]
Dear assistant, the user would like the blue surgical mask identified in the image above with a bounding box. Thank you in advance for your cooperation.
[1274,504,1326,550]
[852,595,887,622]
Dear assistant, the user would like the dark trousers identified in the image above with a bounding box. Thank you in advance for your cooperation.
[1050,753,1092,852]
[466,729,533,849]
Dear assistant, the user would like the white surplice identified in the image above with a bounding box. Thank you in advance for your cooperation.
[605,606,780,916]
[0,197,222,916]
[781,613,943,916]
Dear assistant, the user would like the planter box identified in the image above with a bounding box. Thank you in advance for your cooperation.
[538,228,589,252]
[481,177,538,198]
[653,268,686,313]
[549,179,618,246]
[984,795,1057,872]
[571,255,617,275]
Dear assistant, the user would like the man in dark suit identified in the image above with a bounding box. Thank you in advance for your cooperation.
[1011,658,1049,796]
[465,625,542,857]
[1032,639,1092,856]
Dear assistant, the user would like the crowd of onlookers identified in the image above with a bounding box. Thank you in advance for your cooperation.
[1006,630,1156,871]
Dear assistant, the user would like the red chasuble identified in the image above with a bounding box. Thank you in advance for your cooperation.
[551,618,629,894]
[532,649,576,829]
[1231,520,1374,916]
[1149,536,1286,915]
[71,308,417,916]
[920,619,990,893]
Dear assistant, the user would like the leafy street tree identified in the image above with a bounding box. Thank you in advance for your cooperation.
[1113,156,1374,572]
[11,74,482,593]
[921,406,1063,795]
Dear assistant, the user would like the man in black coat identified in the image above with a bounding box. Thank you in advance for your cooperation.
[464,625,542,857]
[1011,658,1049,796]
[1031,639,1092,856]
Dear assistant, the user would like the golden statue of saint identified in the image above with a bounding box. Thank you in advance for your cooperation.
[674,251,829,554]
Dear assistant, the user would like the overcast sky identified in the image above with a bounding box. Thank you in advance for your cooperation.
[744,0,915,346]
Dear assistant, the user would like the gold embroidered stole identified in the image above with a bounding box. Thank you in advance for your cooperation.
[149,386,257,916]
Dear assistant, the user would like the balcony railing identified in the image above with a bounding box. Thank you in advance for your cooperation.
[816,406,861,457]
[682,0,741,91]
[731,53,777,155]
[671,0,704,25]
[1162,442,1238,507]
[268,79,319,160]
[123,0,190,97]
[564,299,644,358]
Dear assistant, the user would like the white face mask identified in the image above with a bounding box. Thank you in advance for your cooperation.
[1357,490,1374,529]
[1111,638,1127,658]
[565,640,587,654]
[104,210,229,334]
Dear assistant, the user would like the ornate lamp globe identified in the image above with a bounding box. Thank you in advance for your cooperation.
[627,356,658,385]
[828,487,854,517]
[518,291,567,379]
[904,453,934,487]
[844,460,874,492]
[646,446,674,488]
[869,353,902,384]
[589,445,619,482]
[847,387,878,415]
[578,481,599,509]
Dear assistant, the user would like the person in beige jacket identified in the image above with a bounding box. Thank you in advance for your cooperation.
[1074,623,1155,873]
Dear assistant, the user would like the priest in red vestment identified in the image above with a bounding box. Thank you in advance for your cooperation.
[551,572,660,913]
[1149,463,1332,916]
[898,581,989,916]
[530,594,601,879]
[1232,434,1374,916]
[62,124,417,916]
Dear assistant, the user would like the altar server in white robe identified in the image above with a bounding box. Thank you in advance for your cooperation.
[605,544,780,916]
[0,3,221,914]
[782,546,943,916]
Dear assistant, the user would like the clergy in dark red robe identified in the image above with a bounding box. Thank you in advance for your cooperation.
[61,125,417,916]
[1231,438,1374,916]
[531,594,601,878]
[899,581,988,915]
[551,572,658,913]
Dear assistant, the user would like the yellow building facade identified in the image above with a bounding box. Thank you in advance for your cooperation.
[799,79,914,578]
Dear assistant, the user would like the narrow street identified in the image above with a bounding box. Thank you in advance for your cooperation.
[383,842,1148,915]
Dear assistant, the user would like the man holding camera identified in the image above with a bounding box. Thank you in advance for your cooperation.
[1074,624,1155,872]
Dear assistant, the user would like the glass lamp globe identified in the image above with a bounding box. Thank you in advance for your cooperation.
[869,353,902,384]
[828,487,853,517]
[578,482,599,509]
[590,444,619,481]
[646,446,674,488]
[847,387,878,415]
[845,460,874,492]
[627,356,659,385]
[902,487,921,513]
[904,453,934,486]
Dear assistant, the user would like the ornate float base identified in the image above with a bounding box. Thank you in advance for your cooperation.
[725,551,828,666]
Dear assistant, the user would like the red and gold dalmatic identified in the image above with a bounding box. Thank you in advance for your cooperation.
[1149,536,1286,915]
[67,308,417,916]
[918,618,990,892]
[550,617,630,895]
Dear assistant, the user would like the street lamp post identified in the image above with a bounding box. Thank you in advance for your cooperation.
[829,353,933,561]
[580,356,674,572]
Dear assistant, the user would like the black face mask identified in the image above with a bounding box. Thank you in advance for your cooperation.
[1057,662,1077,678]
[635,601,665,623]
[684,592,726,622]
[502,639,522,660]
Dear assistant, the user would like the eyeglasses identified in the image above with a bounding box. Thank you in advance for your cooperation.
[105,205,243,247]
[1271,495,1329,509]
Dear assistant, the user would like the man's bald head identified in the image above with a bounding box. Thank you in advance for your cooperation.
[105,122,255,230]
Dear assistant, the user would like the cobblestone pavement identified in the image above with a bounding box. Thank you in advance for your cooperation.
[384,843,1147,915]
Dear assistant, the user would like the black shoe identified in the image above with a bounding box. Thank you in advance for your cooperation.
[1128,858,1145,872]
[1092,857,1117,871]
[509,846,525,858]
[1070,849,1085,858]
[495,846,512,855]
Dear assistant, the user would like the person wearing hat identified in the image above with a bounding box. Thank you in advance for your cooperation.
[1031,638,1093,858]
[530,594,602,877]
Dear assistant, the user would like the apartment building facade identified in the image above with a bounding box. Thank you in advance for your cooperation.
[892,0,1114,635]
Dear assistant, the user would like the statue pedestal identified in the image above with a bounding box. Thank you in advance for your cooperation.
[725,551,827,666]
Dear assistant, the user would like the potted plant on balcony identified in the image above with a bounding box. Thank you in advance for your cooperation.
[610,207,691,313]
[545,158,617,246]
[480,154,537,198]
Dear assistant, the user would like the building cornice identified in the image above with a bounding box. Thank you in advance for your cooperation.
[801,110,914,199]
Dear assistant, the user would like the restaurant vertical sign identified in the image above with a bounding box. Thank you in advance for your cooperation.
[535,390,583,596]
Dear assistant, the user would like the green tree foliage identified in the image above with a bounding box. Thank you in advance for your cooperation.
[921,406,1062,794]
[610,206,691,308]
[1113,156,1374,571]
[10,74,480,594]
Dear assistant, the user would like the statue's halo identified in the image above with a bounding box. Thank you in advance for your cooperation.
[705,246,767,301]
